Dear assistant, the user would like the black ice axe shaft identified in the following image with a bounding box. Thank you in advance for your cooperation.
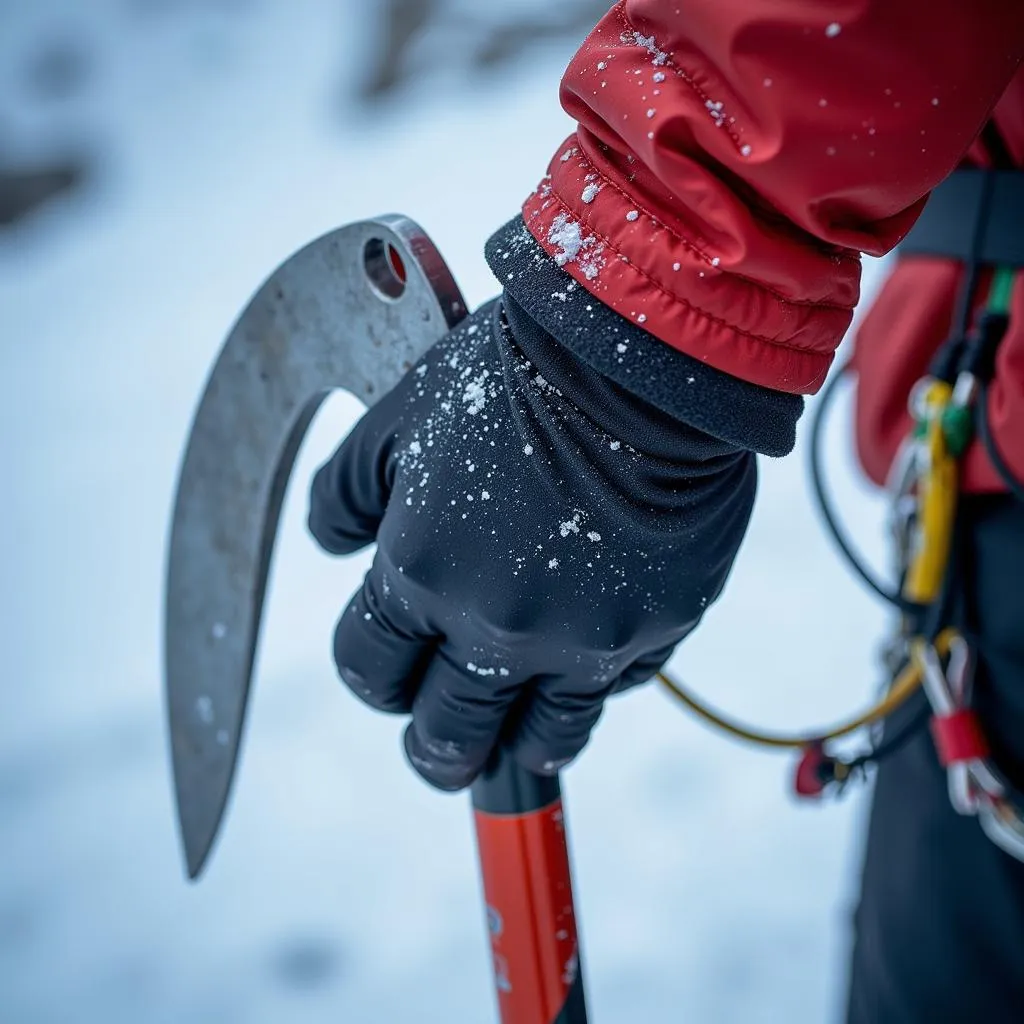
[162,215,588,1023]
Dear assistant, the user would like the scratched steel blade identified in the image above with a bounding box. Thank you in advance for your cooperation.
[164,215,467,878]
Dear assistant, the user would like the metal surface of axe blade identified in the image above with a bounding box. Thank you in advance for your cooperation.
[163,215,467,879]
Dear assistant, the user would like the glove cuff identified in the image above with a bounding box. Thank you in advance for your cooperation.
[485,216,802,457]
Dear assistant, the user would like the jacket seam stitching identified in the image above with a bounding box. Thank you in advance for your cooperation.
[612,4,860,274]
[573,149,856,313]
[613,4,746,154]
[537,188,833,358]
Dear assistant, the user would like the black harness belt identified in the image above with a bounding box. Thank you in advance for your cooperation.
[900,169,1024,267]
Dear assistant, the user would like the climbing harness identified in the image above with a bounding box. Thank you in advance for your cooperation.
[655,163,1024,861]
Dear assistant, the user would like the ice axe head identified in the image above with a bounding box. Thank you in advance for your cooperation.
[162,214,466,879]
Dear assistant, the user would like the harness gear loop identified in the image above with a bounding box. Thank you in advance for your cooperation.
[654,264,1024,858]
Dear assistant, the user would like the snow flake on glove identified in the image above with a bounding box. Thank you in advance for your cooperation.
[462,370,492,415]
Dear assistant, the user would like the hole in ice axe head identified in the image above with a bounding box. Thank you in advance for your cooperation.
[363,237,407,299]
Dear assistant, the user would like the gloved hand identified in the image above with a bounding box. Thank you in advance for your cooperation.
[308,292,756,790]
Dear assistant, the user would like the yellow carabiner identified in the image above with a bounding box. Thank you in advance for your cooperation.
[904,380,959,604]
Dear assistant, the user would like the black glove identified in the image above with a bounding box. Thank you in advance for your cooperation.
[308,292,756,790]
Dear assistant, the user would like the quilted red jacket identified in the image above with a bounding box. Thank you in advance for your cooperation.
[521,0,1024,491]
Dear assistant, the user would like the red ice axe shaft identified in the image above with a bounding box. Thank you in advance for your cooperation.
[472,755,588,1024]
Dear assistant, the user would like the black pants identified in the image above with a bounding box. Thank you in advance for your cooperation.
[846,496,1024,1023]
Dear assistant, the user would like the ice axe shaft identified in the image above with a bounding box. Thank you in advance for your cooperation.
[163,214,588,1022]
[473,758,588,1023]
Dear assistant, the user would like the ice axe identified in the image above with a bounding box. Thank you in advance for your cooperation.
[162,215,588,1023]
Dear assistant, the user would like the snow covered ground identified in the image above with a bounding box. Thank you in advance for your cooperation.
[1,2,895,1021]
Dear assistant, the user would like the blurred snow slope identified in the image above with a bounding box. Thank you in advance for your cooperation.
[0,2,895,1021]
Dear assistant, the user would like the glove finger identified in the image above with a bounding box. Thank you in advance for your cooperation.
[508,674,613,776]
[404,652,520,791]
[333,568,433,714]
[612,642,678,694]
[307,399,396,556]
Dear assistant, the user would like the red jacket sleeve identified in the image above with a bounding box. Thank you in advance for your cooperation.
[522,0,1024,395]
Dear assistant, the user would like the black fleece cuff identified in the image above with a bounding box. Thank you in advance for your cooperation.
[485,216,803,457]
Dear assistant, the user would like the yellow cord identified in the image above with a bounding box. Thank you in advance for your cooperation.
[654,374,965,755]
[655,629,957,751]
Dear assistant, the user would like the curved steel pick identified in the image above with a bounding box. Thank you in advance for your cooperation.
[163,215,467,878]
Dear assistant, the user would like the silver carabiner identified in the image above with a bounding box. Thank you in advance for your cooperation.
[921,638,983,815]
[978,797,1024,863]
[885,438,922,574]
[917,637,1024,861]
[916,641,955,717]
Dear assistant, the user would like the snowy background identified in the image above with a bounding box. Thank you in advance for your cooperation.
[1,2,895,1021]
